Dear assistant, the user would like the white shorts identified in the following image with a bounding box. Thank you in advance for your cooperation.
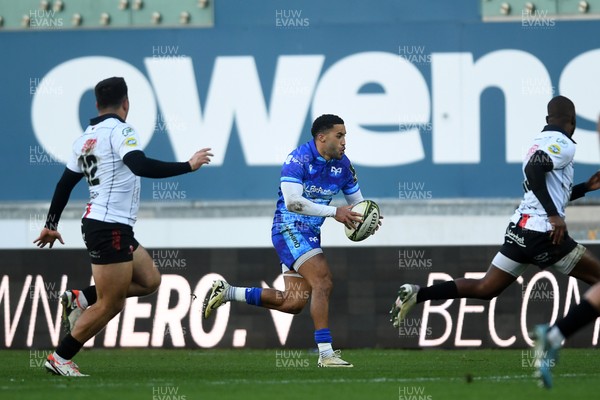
[280,248,323,278]
[492,243,586,277]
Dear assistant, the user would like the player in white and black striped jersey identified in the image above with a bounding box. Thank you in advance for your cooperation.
[34,77,213,376]
[391,95,600,329]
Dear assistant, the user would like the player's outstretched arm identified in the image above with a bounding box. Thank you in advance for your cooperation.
[34,228,64,249]
[570,171,600,201]
[188,148,213,171]
[584,171,600,192]
[33,167,83,248]
[123,148,213,178]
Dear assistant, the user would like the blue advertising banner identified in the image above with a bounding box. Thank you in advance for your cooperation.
[2,2,600,201]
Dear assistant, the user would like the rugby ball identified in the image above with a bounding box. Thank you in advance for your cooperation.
[345,200,380,242]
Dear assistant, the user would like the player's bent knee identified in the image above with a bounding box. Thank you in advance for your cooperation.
[138,269,161,295]
[148,273,161,293]
[97,297,127,317]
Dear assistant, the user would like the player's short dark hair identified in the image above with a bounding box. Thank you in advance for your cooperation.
[547,95,575,125]
[95,77,128,109]
[311,114,344,137]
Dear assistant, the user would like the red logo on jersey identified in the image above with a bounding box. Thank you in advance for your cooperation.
[82,139,97,154]
[525,144,539,160]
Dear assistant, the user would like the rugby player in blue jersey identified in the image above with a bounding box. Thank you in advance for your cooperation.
[203,114,380,367]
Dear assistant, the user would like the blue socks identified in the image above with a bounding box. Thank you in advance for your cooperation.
[245,287,263,306]
[314,328,332,344]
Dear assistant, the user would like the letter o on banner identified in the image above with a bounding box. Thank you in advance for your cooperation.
[189,273,231,348]
[32,56,156,164]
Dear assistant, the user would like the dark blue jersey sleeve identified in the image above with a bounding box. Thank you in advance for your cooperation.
[341,158,360,195]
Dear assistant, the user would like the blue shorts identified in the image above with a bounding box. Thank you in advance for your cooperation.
[272,224,322,271]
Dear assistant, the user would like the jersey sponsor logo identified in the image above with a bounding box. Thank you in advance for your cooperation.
[547,144,561,155]
[533,252,550,263]
[309,236,318,242]
[556,137,568,146]
[81,138,97,154]
[126,137,138,147]
[330,166,342,176]
[284,227,301,249]
[284,154,302,165]
[122,127,134,137]
[304,184,335,196]
[505,225,526,247]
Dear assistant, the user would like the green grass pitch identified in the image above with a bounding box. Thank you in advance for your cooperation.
[1,348,598,400]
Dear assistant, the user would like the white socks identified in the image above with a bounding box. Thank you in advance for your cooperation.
[547,326,564,349]
[77,291,88,308]
[225,286,248,302]
[317,343,334,358]
[53,352,69,364]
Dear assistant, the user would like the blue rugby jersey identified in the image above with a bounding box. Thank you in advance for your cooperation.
[272,140,360,234]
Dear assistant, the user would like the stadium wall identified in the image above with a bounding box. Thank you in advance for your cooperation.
[2,246,599,350]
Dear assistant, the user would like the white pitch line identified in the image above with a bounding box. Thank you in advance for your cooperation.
[204,373,599,385]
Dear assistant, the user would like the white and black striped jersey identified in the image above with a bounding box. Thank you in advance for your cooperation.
[66,114,141,226]
[512,128,575,232]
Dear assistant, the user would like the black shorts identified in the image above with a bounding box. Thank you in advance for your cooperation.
[81,218,139,265]
[498,221,577,268]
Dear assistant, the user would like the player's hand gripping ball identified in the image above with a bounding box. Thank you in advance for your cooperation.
[345,200,380,242]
